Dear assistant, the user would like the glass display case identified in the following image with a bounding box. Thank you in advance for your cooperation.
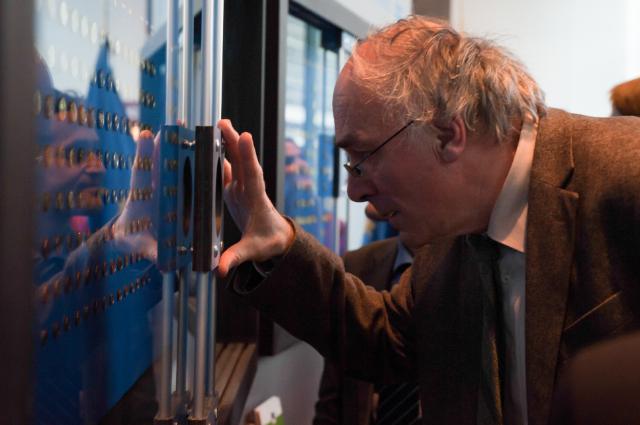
[27,1,251,424]
[34,2,167,423]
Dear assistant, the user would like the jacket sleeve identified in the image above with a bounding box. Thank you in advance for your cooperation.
[230,222,416,384]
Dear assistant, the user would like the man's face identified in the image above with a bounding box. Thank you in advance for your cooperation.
[40,122,105,212]
[333,66,468,248]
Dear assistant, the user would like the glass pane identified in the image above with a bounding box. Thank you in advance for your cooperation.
[284,15,346,253]
[33,1,170,423]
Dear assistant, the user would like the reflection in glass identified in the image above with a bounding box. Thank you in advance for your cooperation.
[284,15,345,253]
[33,1,168,424]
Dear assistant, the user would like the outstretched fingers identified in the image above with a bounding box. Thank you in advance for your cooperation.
[218,119,245,188]
[237,131,264,197]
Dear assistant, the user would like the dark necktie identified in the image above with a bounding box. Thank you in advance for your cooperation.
[468,235,504,425]
[375,262,423,425]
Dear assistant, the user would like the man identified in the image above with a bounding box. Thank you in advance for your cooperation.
[314,204,418,425]
[217,16,640,425]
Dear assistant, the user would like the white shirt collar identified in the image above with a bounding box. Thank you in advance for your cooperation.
[393,239,413,271]
[486,119,538,253]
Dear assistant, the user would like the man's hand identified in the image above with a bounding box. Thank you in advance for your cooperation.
[217,119,294,278]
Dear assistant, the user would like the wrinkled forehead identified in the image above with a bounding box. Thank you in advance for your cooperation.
[333,78,376,149]
[333,62,400,150]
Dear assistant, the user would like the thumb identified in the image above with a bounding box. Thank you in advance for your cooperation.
[217,239,251,278]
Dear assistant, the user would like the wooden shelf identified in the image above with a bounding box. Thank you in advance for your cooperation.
[100,342,257,425]
[216,342,258,425]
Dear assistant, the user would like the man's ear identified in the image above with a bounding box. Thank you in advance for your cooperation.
[434,115,466,163]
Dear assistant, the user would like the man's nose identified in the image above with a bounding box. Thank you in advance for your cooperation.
[346,174,376,202]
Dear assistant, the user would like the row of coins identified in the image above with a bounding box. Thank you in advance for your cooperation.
[163,236,177,249]
[163,186,178,197]
[92,65,158,95]
[164,212,178,223]
[85,217,151,247]
[37,0,157,67]
[41,231,91,257]
[40,144,152,171]
[39,274,153,346]
[40,217,151,259]
[140,59,157,77]
[92,68,117,92]
[110,216,153,237]
[164,159,179,171]
[166,131,180,145]
[39,252,147,305]
[139,89,157,109]
[124,187,153,202]
[35,92,156,134]
[41,190,102,212]
[41,187,152,212]
[98,217,152,244]
[36,92,127,133]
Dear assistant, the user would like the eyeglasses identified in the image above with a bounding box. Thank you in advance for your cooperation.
[343,120,414,177]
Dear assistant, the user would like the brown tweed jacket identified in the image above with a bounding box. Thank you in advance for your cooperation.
[234,109,640,425]
[313,238,398,425]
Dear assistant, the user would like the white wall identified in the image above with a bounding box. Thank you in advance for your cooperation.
[335,0,412,28]
[450,0,640,116]
[241,342,324,425]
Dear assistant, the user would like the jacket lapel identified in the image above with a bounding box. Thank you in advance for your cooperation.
[413,238,483,425]
[525,109,579,425]
[356,239,398,290]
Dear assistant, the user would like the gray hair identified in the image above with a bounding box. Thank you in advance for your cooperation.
[349,16,546,141]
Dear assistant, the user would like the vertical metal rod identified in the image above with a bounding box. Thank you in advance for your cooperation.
[206,273,217,396]
[180,0,194,127]
[175,268,190,397]
[158,272,175,419]
[201,0,224,124]
[200,0,216,401]
[213,0,224,123]
[199,0,225,400]
[158,2,179,420]
[165,0,179,124]
[201,0,214,125]
[192,273,210,418]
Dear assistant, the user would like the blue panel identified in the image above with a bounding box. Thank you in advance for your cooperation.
[157,126,180,272]
[33,1,171,423]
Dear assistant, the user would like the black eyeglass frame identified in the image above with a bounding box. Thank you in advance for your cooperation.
[343,120,415,177]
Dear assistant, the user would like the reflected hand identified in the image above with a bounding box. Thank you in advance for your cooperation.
[217,119,294,277]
